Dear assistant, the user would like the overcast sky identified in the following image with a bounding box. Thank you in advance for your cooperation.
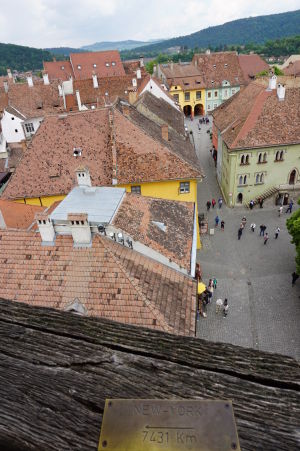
[0,0,299,48]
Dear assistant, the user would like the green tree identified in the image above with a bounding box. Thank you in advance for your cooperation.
[286,198,300,274]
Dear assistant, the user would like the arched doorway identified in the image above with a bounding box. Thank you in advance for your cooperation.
[237,193,243,204]
[194,103,204,116]
[289,169,297,185]
[183,105,192,117]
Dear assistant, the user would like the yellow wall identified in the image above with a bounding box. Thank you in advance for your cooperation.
[118,179,201,249]
[14,195,66,207]
[169,85,206,115]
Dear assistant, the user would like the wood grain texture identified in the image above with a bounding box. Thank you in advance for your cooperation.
[0,299,299,451]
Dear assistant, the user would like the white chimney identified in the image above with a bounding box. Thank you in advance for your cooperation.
[76,167,92,187]
[139,56,144,68]
[43,73,50,85]
[277,83,286,101]
[36,213,55,244]
[68,213,91,246]
[76,90,83,110]
[153,65,157,75]
[92,73,98,88]
[58,85,63,96]
[27,76,33,87]
[132,78,137,87]
[267,75,277,91]
[3,81,8,93]
[136,69,141,79]
[205,49,211,55]
[170,61,174,71]
[7,69,12,79]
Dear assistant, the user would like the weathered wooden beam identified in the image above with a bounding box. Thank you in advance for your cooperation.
[0,299,299,451]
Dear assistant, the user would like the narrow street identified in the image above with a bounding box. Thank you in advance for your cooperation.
[186,117,300,360]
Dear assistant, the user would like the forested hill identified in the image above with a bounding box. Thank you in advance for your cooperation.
[129,9,300,56]
[0,43,55,75]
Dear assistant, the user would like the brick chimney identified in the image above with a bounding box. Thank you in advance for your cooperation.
[36,213,55,244]
[161,124,169,141]
[68,213,91,246]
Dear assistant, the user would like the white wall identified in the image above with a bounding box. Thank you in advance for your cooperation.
[140,79,180,110]
[1,110,25,143]
[23,117,43,138]
[0,132,7,157]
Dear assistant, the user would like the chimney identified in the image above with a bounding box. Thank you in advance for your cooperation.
[161,124,169,141]
[92,73,99,88]
[194,58,198,67]
[136,69,141,79]
[75,90,83,110]
[267,74,277,91]
[7,69,12,79]
[68,213,91,246]
[36,213,55,245]
[132,78,137,87]
[205,49,211,55]
[121,103,130,116]
[128,90,138,104]
[170,61,174,71]
[27,76,33,87]
[43,73,50,85]
[139,55,144,68]
[76,167,92,187]
[3,81,8,93]
[58,85,63,96]
[277,83,286,101]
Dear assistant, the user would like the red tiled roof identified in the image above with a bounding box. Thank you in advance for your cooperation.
[43,61,73,81]
[238,54,269,83]
[213,77,300,149]
[0,200,45,229]
[0,230,196,336]
[70,51,125,79]
[283,61,300,77]
[73,75,133,106]
[113,194,194,272]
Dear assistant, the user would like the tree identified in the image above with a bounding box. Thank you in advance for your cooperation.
[286,198,300,274]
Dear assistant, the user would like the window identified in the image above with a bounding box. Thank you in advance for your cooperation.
[241,155,245,165]
[93,64,97,68]
[112,61,116,66]
[245,155,249,164]
[15,129,18,133]
[241,154,249,165]
[207,104,211,110]
[131,185,141,194]
[61,65,65,70]
[224,63,228,67]
[184,92,190,101]
[180,182,190,193]
[196,91,201,99]
[11,117,14,120]
[275,150,284,161]
[238,175,247,185]
[232,89,236,94]
[255,173,264,184]
[213,103,218,109]
[25,123,34,133]
[77,65,81,70]
[105,62,110,67]
[213,64,216,68]
[224,89,228,97]
[263,152,267,162]
[73,147,82,157]
[208,91,212,98]
[214,91,218,97]
[174,86,178,89]
[258,153,262,163]
[173,94,179,102]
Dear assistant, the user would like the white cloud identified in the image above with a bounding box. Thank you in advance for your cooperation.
[0,0,298,47]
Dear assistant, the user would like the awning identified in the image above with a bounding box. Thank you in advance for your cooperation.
[197,282,206,295]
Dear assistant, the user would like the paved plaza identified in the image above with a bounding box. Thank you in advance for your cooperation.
[186,117,300,360]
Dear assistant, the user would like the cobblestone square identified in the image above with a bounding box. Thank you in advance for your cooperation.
[187,117,300,360]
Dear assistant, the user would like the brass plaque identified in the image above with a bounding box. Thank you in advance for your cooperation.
[98,399,241,451]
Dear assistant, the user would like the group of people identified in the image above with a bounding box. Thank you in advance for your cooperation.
[238,218,281,244]
[206,197,223,211]
[199,278,229,318]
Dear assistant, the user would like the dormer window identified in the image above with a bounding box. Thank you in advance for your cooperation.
[61,66,65,70]
[112,62,116,66]
[77,65,81,70]
[105,62,110,67]
[225,63,228,67]
[73,147,82,157]
[93,64,97,68]
[211,80,214,84]
[213,64,216,68]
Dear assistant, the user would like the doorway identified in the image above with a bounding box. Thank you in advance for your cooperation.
[237,193,243,204]
[289,169,297,185]
[183,105,192,116]
[194,103,204,116]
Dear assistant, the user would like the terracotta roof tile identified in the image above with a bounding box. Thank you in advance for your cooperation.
[43,61,73,81]
[0,200,45,229]
[70,51,125,79]
[113,193,194,272]
[0,230,196,336]
[238,54,269,82]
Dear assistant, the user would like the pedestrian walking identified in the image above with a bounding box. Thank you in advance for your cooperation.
[292,272,299,286]
[250,223,256,232]
[262,225,267,236]
[274,227,280,239]
[218,197,223,209]
[220,220,225,231]
[259,224,264,236]
[208,278,213,288]
[212,198,216,209]
[207,286,213,302]
[213,277,217,289]
[241,216,247,227]
[206,200,211,211]
[223,299,229,317]
[278,205,283,217]
[215,215,220,227]
[258,197,264,208]
[263,233,269,245]
[249,200,254,210]
[238,227,243,240]
[286,201,294,214]
[216,298,223,314]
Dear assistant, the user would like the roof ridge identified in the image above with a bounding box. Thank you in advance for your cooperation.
[100,236,173,333]
[231,88,271,148]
